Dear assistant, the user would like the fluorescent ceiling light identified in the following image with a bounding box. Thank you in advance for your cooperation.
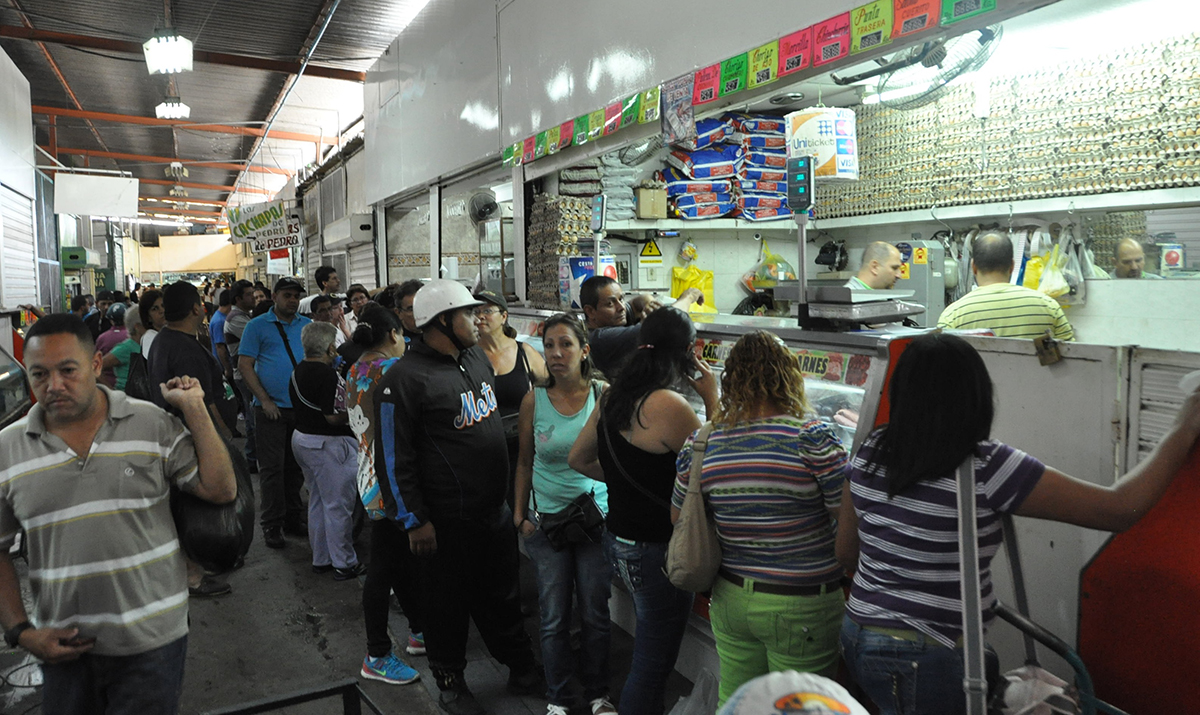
[156,98,191,120]
[98,216,194,227]
[143,31,193,74]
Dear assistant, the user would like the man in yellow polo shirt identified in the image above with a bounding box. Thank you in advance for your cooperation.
[938,232,1075,340]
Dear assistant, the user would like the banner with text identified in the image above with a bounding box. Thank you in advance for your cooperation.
[226,200,302,251]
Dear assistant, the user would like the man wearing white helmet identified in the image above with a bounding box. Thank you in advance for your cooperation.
[374,280,542,715]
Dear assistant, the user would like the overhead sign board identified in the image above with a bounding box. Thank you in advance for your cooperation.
[250,233,302,253]
[225,200,302,247]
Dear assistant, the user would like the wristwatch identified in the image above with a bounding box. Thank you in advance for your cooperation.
[4,620,32,649]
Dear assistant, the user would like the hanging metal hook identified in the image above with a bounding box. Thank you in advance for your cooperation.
[931,204,954,240]
[1067,201,1076,216]
[1007,203,1015,232]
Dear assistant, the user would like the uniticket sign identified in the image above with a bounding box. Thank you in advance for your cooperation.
[224,199,303,246]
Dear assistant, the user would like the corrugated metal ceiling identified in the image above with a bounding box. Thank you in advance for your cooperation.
[0,0,421,224]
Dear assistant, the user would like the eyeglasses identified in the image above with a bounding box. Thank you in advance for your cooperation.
[473,308,500,317]
[397,306,414,314]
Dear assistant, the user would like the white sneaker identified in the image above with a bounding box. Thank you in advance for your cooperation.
[590,697,618,715]
[546,705,570,715]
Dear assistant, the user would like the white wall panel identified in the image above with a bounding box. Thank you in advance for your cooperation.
[365,1,501,205]
[0,47,34,200]
[497,0,859,144]
[0,186,38,310]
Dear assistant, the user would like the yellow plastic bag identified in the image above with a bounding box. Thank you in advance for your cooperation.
[671,265,718,314]
[1038,244,1070,299]
[740,239,797,291]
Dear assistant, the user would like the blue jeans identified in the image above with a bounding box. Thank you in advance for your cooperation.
[604,533,693,715]
[524,525,613,706]
[840,618,999,715]
[41,635,188,715]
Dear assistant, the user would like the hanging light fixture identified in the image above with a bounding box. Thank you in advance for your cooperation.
[155,96,191,119]
[168,184,188,198]
[143,29,193,74]
[165,161,189,180]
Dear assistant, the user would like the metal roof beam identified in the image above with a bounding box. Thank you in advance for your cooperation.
[0,25,365,82]
[45,146,293,176]
[137,177,271,195]
[32,105,338,146]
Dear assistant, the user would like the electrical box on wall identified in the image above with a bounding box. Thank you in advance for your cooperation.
[60,247,102,268]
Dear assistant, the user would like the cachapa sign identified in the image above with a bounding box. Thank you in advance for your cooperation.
[225,200,303,247]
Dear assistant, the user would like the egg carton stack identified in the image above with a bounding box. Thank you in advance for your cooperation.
[526,195,592,309]
[663,119,741,219]
[723,113,793,222]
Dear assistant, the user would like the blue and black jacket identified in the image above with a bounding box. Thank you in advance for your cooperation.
[373,339,509,528]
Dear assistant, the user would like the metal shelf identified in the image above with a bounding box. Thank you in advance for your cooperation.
[605,218,798,231]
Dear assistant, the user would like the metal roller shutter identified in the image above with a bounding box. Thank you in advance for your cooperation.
[0,186,38,310]
[348,241,376,289]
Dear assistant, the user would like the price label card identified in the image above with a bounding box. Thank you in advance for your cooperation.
[558,119,574,150]
[779,27,813,77]
[574,115,591,146]
[587,109,605,140]
[639,87,661,123]
[547,126,561,154]
[720,53,749,97]
[603,102,622,136]
[534,131,549,159]
[511,141,524,165]
[893,0,939,38]
[941,0,996,24]
[693,63,721,105]
[813,12,851,67]
[620,94,641,129]
[502,144,515,167]
[851,0,893,54]
[748,41,779,89]
[522,136,536,164]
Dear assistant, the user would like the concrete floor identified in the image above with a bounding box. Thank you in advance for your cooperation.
[0,456,694,715]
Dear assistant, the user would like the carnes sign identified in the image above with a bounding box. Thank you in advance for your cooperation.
[225,200,303,248]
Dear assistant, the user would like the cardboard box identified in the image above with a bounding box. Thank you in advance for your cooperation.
[636,188,668,219]
[559,255,617,309]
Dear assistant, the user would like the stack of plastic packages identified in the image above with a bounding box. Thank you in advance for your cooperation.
[598,151,641,221]
[559,159,602,199]
[526,195,590,309]
[723,113,793,222]
[663,118,741,220]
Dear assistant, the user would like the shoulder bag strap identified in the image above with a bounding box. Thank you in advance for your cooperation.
[289,370,323,413]
[274,320,299,368]
[600,412,672,510]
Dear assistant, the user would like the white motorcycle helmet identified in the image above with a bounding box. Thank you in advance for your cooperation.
[413,279,483,329]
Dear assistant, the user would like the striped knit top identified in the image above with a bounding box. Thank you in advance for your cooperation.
[845,430,1044,647]
[937,282,1075,340]
[671,416,847,587]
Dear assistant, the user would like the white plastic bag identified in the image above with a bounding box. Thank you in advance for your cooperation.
[668,669,718,715]
[1038,245,1070,299]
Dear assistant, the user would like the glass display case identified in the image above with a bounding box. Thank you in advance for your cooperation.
[0,345,32,430]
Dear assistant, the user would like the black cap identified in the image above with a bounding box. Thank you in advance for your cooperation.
[473,290,508,312]
[273,276,306,294]
[162,281,202,322]
[96,290,115,302]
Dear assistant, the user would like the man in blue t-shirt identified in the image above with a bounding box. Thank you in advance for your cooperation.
[238,277,312,549]
[210,287,233,381]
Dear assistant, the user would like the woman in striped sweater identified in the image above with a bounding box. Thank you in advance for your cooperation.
[670,330,849,707]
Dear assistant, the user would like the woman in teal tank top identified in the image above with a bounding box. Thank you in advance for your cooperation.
[513,313,615,715]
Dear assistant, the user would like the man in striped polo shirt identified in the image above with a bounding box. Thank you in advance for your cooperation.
[937,232,1075,341]
[0,314,236,714]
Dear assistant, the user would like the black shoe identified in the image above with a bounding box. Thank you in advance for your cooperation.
[189,576,232,598]
[333,563,367,581]
[264,526,285,549]
[438,678,487,715]
[506,665,545,697]
[283,522,308,537]
[312,563,334,574]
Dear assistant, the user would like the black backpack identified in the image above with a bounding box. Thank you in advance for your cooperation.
[123,351,153,402]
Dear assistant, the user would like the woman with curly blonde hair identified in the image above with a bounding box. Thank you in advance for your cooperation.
[669,330,849,707]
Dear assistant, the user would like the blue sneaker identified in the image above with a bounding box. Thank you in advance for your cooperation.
[361,652,420,685]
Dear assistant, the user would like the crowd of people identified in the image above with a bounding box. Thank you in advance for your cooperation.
[1,266,1198,715]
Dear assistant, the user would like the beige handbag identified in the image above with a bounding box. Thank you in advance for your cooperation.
[666,423,721,592]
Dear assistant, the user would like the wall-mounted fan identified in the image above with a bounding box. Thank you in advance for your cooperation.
[876,25,1003,111]
[468,192,499,224]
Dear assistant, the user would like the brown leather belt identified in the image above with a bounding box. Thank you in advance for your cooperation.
[718,569,842,596]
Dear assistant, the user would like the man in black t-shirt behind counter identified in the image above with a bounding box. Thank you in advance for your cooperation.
[579,276,703,379]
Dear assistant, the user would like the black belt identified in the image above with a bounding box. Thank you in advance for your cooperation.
[718,569,843,596]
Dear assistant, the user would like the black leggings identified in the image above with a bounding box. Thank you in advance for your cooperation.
[363,518,426,658]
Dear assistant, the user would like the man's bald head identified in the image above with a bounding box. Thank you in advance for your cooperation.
[857,242,904,289]
[972,232,1015,279]
[1113,238,1147,279]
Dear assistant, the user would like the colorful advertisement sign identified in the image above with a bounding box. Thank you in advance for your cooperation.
[813,13,852,67]
[719,53,749,97]
[693,63,721,105]
[779,27,814,77]
[941,0,995,24]
[893,0,939,38]
[748,41,779,89]
[851,0,894,53]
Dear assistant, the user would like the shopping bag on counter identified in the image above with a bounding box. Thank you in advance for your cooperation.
[1055,224,1087,306]
[739,238,797,291]
[672,265,718,314]
[1021,229,1051,290]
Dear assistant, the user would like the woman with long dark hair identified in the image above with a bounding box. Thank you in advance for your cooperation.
[570,306,718,715]
[671,331,848,707]
[514,313,614,715]
[837,333,1200,714]
[345,302,422,686]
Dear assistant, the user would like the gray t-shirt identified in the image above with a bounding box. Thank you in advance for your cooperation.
[224,307,253,380]
[589,325,641,380]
